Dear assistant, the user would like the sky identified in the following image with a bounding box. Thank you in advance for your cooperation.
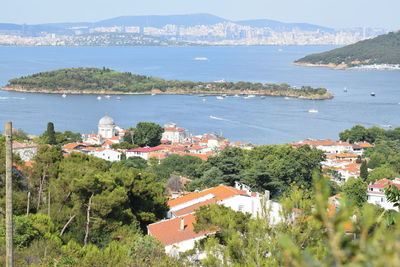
[2,0,400,29]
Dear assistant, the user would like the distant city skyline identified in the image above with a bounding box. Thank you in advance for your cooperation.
[2,0,400,29]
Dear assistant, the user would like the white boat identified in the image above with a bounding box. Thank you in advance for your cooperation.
[104,95,111,99]
[151,93,156,96]
[370,92,376,96]
[244,94,256,99]
[343,87,348,92]
[97,96,102,100]
[284,97,290,100]
[308,108,318,113]
[202,98,207,102]
[62,93,67,98]
[233,94,240,97]
[116,96,121,101]
[193,57,208,61]
[216,96,224,100]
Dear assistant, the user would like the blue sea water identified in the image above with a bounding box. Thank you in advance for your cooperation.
[0,46,399,144]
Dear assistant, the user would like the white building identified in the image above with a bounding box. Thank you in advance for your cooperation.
[367,178,400,211]
[293,139,354,154]
[148,183,282,256]
[162,123,191,143]
[12,141,38,162]
[87,148,122,162]
[126,147,162,160]
[98,115,116,138]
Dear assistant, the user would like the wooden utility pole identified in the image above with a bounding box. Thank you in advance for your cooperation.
[5,121,14,267]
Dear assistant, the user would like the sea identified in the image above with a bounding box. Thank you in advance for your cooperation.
[0,46,399,145]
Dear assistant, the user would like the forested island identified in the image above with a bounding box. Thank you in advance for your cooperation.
[294,31,400,69]
[2,67,333,99]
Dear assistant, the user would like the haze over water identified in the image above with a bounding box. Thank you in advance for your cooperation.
[0,46,399,144]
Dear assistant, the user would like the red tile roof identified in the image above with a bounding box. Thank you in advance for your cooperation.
[168,184,248,208]
[127,147,162,153]
[173,198,217,217]
[147,213,215,246]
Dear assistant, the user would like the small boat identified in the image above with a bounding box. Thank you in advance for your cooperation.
[193,57,208,61]
[151,93,156,96]
[233,94,240,97]
[216,96,224,100]
[308,108,318,113]
[284,97,290,100]
[104,95,111,99]
[116,97,121,101]
[62,93,67,98]
[370,92,376,96]
[244,94,256,99]
[97,96,102,100]
[261,96,266,99]
[343,87,348,92]
[202,98,207,102]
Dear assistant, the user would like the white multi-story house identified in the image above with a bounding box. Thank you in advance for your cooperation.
[161,123,191,143]
[86,148,122,162]
[367,178,400,211]
[293,139,354,154]
[147,182,282,256]
[126,147,163,160]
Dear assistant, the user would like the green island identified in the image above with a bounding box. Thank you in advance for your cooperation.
[2,67,333,99]
[294,31,400,69]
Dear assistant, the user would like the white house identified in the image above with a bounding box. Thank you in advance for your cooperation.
[148,182,282,256]
[126,147,162,160]
[12,141,38,161]
[87,148,122,162]
[367,178,400,211]
[161,123,191,143]
[293,139,354,154]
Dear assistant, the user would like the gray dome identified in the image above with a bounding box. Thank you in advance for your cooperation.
[99,115,115,126]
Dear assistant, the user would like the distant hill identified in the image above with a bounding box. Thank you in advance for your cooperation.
[295,31,400,68]
[0,13,335,34]
[235,19,334,32]
[95,13,227,27]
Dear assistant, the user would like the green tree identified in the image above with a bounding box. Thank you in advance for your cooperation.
[46,122,56,145]
[360,160,369,181]
[133,122,163,147]
[368,164,397,183]
[342,177,367,208]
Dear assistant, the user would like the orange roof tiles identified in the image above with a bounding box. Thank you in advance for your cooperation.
[147,213,215,246]
[168,184,247,208]
[173,198,217,217]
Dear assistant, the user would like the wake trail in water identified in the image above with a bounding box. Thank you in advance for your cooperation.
[0,96,26,100]
[209,116,239,124]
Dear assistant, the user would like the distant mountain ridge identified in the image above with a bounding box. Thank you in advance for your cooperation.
[0,13,334,34]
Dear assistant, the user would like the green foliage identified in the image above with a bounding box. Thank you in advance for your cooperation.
[342,177,367,208]
[360,160,369,181]
[111,141,138,150]
[339,124,400,144]
[133,122,163,147]
[120,156,148,170]
[296,31,400,66]
[47,122,56,145]
[150,154,203,181]
[190,145,325,198]
[6,67,330,98]
[368,164,397,183]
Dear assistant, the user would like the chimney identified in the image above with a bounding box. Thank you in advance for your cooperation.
[179,217,185,231]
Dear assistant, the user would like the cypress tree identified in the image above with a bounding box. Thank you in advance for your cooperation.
[47,122,56,145]
[360,160,369,181]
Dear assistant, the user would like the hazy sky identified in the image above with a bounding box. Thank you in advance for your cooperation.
[2,0,400,29]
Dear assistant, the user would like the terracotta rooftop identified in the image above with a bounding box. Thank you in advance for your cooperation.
[168,184,249,208]
[147,213,215,246]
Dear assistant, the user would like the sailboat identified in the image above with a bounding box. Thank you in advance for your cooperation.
[308,101,318,113]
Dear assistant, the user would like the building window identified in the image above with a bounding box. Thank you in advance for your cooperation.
[381,197,384,202]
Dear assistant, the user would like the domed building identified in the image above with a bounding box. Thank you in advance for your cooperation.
[98,115,116,138]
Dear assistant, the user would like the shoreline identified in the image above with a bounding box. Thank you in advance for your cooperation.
[1,87,334,100]
[293,62,400,71]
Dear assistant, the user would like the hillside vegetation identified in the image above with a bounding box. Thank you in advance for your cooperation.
[4,67,332,99]
[295,31,400,67]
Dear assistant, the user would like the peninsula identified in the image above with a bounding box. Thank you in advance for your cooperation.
[294,31,400,70]
[2,68,333,99]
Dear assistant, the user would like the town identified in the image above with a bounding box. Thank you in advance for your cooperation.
[8,116,399,259]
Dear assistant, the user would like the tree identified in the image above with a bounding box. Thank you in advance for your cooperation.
[368,164,397,183]
[150,154,202,181]
[46,122,56,145]
[360,160,369,181]
[342,177,367,208]
[132,122,163,147]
